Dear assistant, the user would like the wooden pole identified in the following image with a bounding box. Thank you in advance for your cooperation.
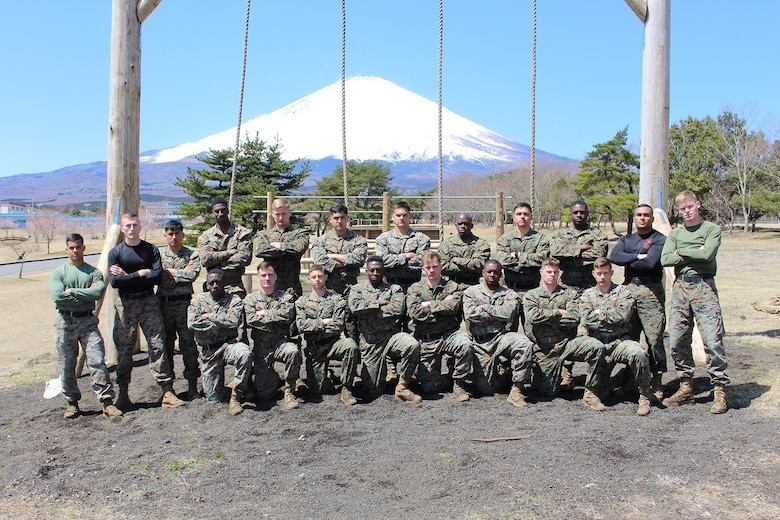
[495,192,504,241]
[382,192,390,232]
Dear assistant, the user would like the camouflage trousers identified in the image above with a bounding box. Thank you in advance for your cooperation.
[669,278,729,385]
[54,313,114,404]
[624,282,667,373]
[252,339,302,401]
[604,339,652,389]
[533,335,608,396]
[113,295,173,386]
[358,331,420,397]
[471,332,533,394]
[416,331,474,393]
[197,339,253,404]
[160,299,200,381]
[303,337,360,394]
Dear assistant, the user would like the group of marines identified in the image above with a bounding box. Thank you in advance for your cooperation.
[50,190,729,419]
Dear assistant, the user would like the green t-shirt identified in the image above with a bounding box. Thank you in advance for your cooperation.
[660,220,720,277]
[49,262,106,312]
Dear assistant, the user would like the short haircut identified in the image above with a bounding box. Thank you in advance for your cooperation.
[570,200,588,210]
[365,255,384,266]
[541,257,560,269]
[164,220,184,232]
[65,233,84,245]
[210,197,228,209]
[513,202,532,212]
[484,258,502,270]
[120,212,139,221]
[394,201,412,213]
[257,261,276,272]
[593,257,612,270]
[675,190,698,205]
[422,250,441,264]
[207,268,225,278]
[272,197,291,210]
[636,203,653,212]
[329,203,349,215]
[308,264,327,275]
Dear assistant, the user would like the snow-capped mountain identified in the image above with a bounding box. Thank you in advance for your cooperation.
[0,76,573,205]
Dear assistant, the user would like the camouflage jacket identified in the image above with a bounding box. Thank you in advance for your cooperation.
[253,225,310,293]
[295,289,348,343]
[348,281,406,341]
[579,283,636,346]
[197,223,253,283]
[187,292,244,346]
[310,229,368,294]
[522,285,580,349]
[406,278,462,337]
[157,245,201,296]
[462,282,520,340]
[550,226,608,285]
[243,287,297,344]
[496,228,550,287]
[438,233,491,284]
[375,228,431,282]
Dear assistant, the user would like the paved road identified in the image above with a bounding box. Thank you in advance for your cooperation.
[0,253,101,277]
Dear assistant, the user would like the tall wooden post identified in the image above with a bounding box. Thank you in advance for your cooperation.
[382,192,391,231]
[495,192,504,241]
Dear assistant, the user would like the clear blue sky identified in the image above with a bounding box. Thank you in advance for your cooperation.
[1,1,778,178]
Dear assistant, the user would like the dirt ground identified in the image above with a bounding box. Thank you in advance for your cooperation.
[1,229,779,519]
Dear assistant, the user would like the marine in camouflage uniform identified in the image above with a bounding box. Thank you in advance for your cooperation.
[50,233,120,418]
[158,220,201,399]
[438,212,491,287]
[295,265,360,405]
[187,269,253,415]
[348,257,422,402]
[108,214,184,410]
[407,251,474,401]
[462,259,534,407]
[243,262,302,409]
[253,197,310,296]
[580,258,653,416]
[197,198,253,298]
[660,191,728,414]
[523,257,608,410]
[375,201,431,292]
[310,204,368,295]
[609,204,667,397]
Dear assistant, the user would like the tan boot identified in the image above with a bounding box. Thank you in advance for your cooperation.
[385,361,399,384]
[710,384,728,414]
[506,383,528,408]
[394,378,422,403]
[161,384,186,408]
[186,379,199,401]
[102,399,123,418]
[63,402,80,419]
[650,373,664,402]
[282,384,299,410]
[560,364,574,391]
[340,386,358,406]
[452,380,470,402]
[228,390,244,416]
[636,387,652,416]
[662,377,694,407]
[115,385,132,410]
[582,388,606,411]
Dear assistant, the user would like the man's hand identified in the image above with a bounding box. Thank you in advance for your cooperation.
[378,299,390,306]
[558,308,570,318]
[421,301,432,308]
[165,267,177,276]
[270,242,281,249]
[322,318,334,326]
[636,254,647,260]
[109,265,126,276]
[137,269,151,278]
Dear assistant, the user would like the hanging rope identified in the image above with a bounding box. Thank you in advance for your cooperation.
[437,0,444,239]
[529,0,537,210]
[229,0,252,219]
[341,0,349,205]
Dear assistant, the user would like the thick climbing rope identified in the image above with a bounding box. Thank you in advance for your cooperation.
[341,0,349,205]
[229,0,252,218]
[530,0,537,209]
[437,0,444,238]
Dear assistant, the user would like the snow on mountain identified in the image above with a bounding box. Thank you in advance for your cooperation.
[144,76,533,167]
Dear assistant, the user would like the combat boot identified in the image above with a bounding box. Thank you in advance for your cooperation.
[385,361,399,384]
[582,388,606,411]
[650,373,664,402]
[452,380,470,402]
[282,384,299,410]
[228,390,244,416]
[636,386,652,416]
[63,402,80,419]
[115,384,132,411]
[662,377,694,407]
[559,364,574,391]
[102,399,123,418]
[340,386,358,406]
[161,383,186,408]
[394,378,422,403]
[710,384,728,414]
[506,383,528,408]
[186,379,199,401]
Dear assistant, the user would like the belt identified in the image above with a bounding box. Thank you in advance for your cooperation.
[472,332,500,343]
[59,310,93,318]
[120,290,154,300]
[676,274,713,284]
[628,276,661,286]
[157,294,192,302]
[417,330,451,342]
